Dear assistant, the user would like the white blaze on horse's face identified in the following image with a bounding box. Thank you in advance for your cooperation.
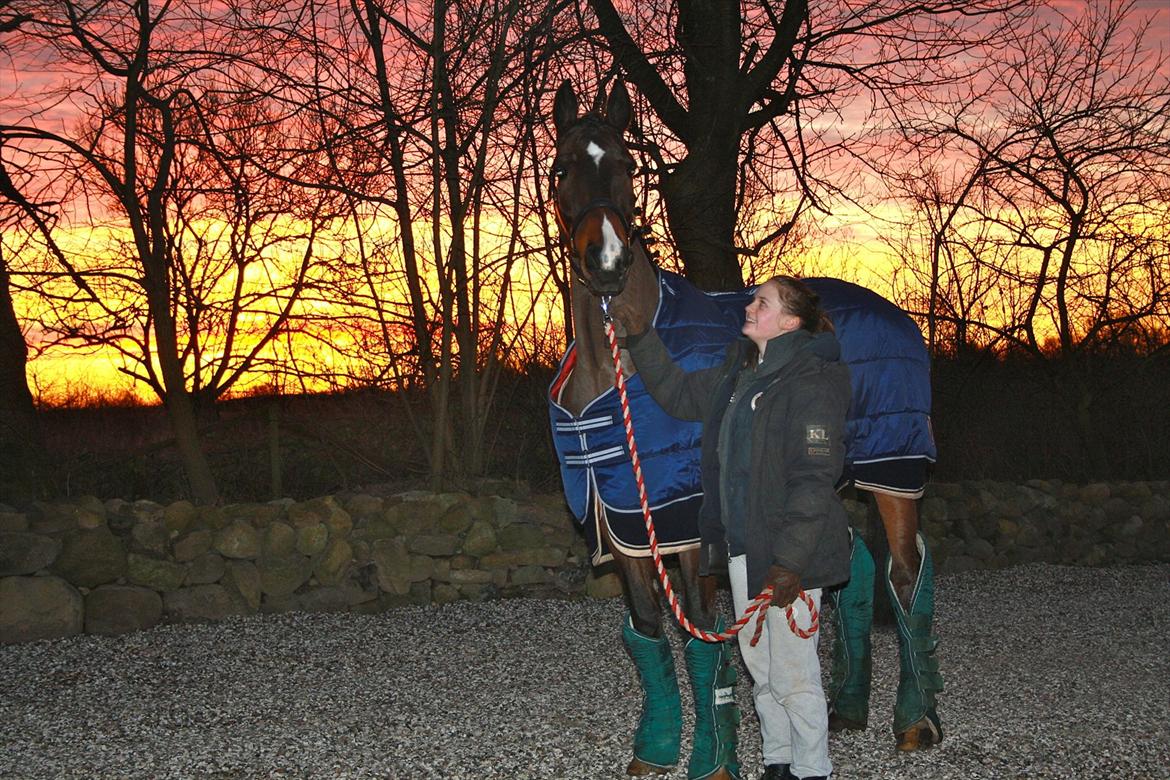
[597,215,624,272]
[586,141,605,169]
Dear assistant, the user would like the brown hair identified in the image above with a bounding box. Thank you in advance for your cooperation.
[768,275,835,334]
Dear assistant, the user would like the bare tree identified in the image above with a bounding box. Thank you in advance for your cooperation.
[579,0,1031,290]
[1,0,339,502]
[891,0,1170,476]
[901,0,1170,358]
[274,0,575,487]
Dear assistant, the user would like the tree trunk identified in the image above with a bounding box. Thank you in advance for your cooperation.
[0,252,43,501]
[661,149,743,291]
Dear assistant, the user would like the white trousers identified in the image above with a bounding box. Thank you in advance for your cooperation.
[729,555,832,778]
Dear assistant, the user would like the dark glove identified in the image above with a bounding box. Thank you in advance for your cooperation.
[606,296,649,337]
[766,564,801,607]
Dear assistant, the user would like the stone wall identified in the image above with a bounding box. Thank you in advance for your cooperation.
[2,480,1168,644]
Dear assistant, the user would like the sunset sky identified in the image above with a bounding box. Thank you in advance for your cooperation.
[2,0,1167,405]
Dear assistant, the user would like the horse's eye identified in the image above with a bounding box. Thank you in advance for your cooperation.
[627,163,637,176]
[554,167,567,181]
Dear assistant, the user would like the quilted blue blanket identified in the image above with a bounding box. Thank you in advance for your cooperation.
[549,269,936,563]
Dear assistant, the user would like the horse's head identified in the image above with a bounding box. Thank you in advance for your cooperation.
[551,80,637,298]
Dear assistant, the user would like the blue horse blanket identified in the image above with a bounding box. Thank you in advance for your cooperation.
[549,269,936,563]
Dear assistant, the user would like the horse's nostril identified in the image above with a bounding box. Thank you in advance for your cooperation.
[586,244,603,271]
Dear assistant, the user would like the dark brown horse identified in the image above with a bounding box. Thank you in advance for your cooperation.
[548,81,943,777]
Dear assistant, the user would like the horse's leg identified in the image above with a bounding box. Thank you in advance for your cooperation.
[827,530,875,733]
[873,493,920,609]
[604,521,682,776]
[677,549,739,780]
[873,493,944,751]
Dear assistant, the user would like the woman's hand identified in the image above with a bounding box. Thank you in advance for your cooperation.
[606,295,649,336]
[766,564,801,607]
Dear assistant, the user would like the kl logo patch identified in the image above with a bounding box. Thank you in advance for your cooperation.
[806,424,830,457]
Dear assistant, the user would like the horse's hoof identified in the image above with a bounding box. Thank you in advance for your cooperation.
[895,717,943,751]
[828,712,867,732]
[626,757,674,776]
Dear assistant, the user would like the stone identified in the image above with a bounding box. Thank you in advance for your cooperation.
[1117,482,1152,501]
[442,568,489,584]
[343,494,383,520]
[288,496,350,531]
[511,565,550,586]
[497,523,545,549]
[164,585,247,622]
[406,555,435,583]
[223,561,261,611]
[173,529,213,562]
[433,583,461,604]
[1080,483,1111,504]
[480,547,565,569]
[0,575,83,644]
[0,511,29,532]
[85,585,162,636]
[51,527,127,588]
[30,503,82,534]
[967,538,995,561]
[0,532,61,576]
[942,555,980,574]
[261,592,301,613]
[163,501,198,535]
[490,496,520,525]
[461,520,497,557]
[130,520,170,557]
[296,523,329,556]
[131,500,165,522]
[313,539,353,587]
[258,554,310,597]
[186,553,227,585]
[407,534,460,557]
[584,570,623,599]
[127,553,187,592]
[197,505,228,531]
[438,501,476,535]
[299,586,351,613]
[214,522,260,560]
[372,538,411,583]
[458,582,499,602]
[263,522,298,557]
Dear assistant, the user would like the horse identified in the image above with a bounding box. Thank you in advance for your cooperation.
[546,81,944,777]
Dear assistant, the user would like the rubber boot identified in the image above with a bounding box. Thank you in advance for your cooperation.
[886,533,944,751]
[684,621,741,780]
[828,532,875,732]
[622,616,683,773]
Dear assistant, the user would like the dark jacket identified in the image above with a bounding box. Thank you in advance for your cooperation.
[627,326,853,596]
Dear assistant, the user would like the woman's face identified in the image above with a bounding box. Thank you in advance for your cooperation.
[743,280,801,348]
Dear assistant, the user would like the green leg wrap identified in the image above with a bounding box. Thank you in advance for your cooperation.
[829,532,875,729]
[886,533,944,739]
[684,621,740,780]
[622,616,683,770]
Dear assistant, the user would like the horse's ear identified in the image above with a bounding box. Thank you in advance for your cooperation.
[554,80,579,135]
[605,81,631,132]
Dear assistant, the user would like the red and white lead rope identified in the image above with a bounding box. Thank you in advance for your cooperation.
[602,317,817,645]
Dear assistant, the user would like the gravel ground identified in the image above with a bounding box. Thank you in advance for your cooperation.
[2,563,1168,780]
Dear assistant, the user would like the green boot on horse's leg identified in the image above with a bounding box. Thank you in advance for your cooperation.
[886,533,944,751]
[684,621,741,780]
[829,532,875,732]
[622,616,683,775]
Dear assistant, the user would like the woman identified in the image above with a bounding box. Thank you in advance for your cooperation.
[612,275,852,780]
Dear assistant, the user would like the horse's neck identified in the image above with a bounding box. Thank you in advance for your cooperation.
[562,242,658,415]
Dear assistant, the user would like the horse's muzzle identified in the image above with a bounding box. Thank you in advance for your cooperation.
[585,245,632,296]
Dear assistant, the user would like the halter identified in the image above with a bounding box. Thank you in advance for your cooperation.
[549,148,637,297]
